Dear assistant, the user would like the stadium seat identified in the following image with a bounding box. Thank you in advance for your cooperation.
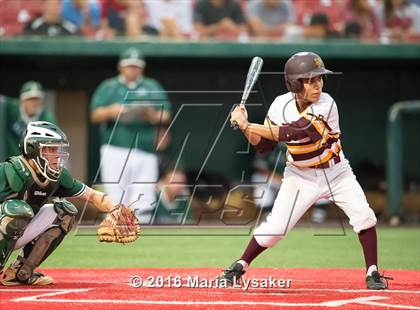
[0,0,43,36]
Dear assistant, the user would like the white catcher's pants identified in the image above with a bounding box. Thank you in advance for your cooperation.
[14,204,57,250]
[254,160,377,248]
[100,145,159,223]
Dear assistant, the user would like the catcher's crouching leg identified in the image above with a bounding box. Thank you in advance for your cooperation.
[0,200,34,270]
[3,199,77,285]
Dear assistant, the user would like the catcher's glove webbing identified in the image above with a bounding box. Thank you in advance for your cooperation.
[98,205,140,244]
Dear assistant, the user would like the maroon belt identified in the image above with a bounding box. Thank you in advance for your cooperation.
[311,156,341,169]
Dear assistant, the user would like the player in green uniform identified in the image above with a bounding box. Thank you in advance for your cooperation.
[90,47,171,223]
[4,81,57,159]
[0,121,114,285]
[152,168,192,225]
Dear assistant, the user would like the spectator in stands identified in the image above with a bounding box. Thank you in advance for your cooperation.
[246,0,295,40]
[293,0,346,34]
[61,0,101,36]
[193,0,246,40]
[304,12,340,39]
[24,0,80,36]
[144,0,193,39]
[99,0,158,39]
[344,0,381,40]
[344,20,363,38]
[377,0,420,42]
[4,81,57,158]
[151,167,192,225]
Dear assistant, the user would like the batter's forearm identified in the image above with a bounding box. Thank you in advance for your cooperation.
[244,123,279,142]
[242,126,262,145]
[244,122,309,142]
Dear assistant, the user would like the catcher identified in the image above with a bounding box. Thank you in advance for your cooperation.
[0,121,139,286]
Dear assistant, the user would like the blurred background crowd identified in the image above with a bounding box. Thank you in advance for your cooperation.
[1,0,419,43]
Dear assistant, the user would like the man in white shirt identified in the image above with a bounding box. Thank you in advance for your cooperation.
[144,0,193,38]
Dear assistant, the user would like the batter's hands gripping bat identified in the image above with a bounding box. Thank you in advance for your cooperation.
[231,56,264,130]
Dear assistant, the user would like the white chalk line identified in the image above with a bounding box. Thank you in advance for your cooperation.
[286,288,420,294]
[337,288,420,294]
[1,289,66,292]
[178,287,420,294]
[4,288,420,309]
[9,295,420,309]
[10,289,91,302]
[3,287,419,294]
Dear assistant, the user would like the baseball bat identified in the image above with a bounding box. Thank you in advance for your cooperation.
[231,56,264,130]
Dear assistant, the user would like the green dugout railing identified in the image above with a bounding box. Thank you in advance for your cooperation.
[0,37,419,59]
[387,100,420,217]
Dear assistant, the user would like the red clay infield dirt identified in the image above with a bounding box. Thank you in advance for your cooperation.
[1,268,419,309]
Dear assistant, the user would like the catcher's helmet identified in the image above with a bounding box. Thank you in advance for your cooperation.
[284,52,337,93]
[20,121,69,182]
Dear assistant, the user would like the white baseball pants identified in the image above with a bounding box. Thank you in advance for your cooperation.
[100,145,159,223]
[254,160,377,248]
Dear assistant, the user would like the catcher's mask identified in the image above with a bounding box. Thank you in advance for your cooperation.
[284,52,340,93]
[21,121,69,182]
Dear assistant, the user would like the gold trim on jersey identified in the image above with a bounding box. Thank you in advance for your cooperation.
[19,156,50,188]
[287,133,340,155]
[287,143,342,168]
[287,111,340,158]
[288,150,333,168]
[301,114,327,137]
[287,140,324,154]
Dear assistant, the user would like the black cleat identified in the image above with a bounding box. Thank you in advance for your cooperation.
[218,261,246,286]
[366,271,392,290]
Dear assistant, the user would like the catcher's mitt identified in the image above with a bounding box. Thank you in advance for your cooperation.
[98,205,140,243]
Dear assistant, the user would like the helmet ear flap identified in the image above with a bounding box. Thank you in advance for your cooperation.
[25,141,37,158]
[19,130,27,156]
[286,78,303,93]
[20,133,37,159]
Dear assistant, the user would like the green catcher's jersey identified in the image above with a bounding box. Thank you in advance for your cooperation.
[91,76,171,153]
[4,96,57,158]
[0,156,86,214]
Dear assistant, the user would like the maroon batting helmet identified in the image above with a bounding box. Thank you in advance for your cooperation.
[284,52,338,93]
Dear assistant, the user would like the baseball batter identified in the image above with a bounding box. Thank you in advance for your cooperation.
[0,121,114,285]
[222,52,389,290]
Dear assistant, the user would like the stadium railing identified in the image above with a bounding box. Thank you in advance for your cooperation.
[386,100,420,223]
[0,37,419,59]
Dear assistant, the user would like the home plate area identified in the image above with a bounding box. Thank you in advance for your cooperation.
[1,268,419,309]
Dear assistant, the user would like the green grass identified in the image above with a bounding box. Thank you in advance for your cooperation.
[22,226,420,270]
